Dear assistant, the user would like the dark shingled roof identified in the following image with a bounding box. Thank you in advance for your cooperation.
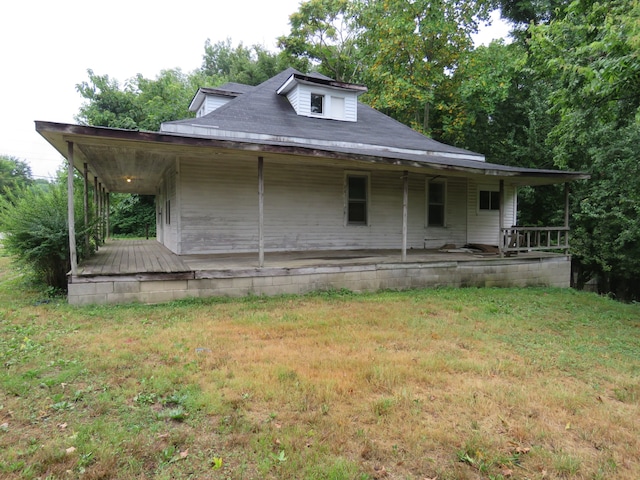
[164,68,482,160]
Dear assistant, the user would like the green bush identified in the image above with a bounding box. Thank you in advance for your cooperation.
[0,182,93,290]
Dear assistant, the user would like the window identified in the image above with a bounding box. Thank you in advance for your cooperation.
[310,93,324,114]
[479,190,500,211]
[427,181,445,227]
[347,174,368,225]
[330,96,345,119]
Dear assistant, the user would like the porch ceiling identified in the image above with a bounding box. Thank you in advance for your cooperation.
[35,121,589,195]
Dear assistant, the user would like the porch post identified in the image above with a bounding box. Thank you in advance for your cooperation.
[67,142,78,276]
[93,177,100,249]
[499,179,505,258]
[564,183,570,254]
[401,171,408,262]
[83,163,90,254]
[106,192,110,240]
[258,156,264,268]
[102,186,107,241]
[564,183,570,228]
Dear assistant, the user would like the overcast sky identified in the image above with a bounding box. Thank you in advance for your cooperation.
[0,1,509,179]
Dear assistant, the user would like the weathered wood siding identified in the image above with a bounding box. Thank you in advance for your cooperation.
[466,179,517,245]
[176,157,436,254]
[424,177,468,249]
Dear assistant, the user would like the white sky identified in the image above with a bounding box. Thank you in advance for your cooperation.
[0,1,509,179]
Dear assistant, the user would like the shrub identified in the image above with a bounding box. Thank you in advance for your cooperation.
[0,181,93,290]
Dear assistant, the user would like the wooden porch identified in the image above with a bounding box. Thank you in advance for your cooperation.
[69,239,572,305]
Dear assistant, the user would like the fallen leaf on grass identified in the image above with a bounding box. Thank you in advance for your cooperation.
[57,423,67,430]
[179,449,188,459]
[501,467,513,477]
[514,446,530,454]
[66,447,76,454]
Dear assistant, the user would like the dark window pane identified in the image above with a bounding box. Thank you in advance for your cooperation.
[490,191,500,210]
[429,182,444,204]
[479,191,490,210]
[428,205,444,226]
[348,176,367,200]
[311,94,324,114]
[348,202,367,224]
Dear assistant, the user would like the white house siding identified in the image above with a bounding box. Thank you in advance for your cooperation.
[424,177,468,249]
[202,96,230,116]
[176,156,430,254]
[162,167,179,252]
[293,84,358,122]
[466,179,517,245]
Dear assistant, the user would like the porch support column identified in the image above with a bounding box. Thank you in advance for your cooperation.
[106,192,110,240]
[102,186,107,241]
[564,183,570,228]
[83,163,89,254]
[499,179,505,258]
[67,142,78,276]
[564,182,570,254]
[93,177,100,249]
[401,170,408,262]
[258,156,264,268]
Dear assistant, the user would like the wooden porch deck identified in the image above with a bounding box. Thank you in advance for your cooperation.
[77,239,560,276]
[70,240,571,305]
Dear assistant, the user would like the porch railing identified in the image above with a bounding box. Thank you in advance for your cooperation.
[499,226,570,256]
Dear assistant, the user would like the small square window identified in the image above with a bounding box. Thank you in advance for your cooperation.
[311,94,324,114]
[479,190,500,211]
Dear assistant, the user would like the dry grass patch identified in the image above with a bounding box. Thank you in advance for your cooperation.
[1,256,639,479]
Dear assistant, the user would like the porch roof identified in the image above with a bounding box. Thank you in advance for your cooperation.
[35,120,589,196]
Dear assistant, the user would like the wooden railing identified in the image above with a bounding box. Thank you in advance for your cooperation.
[500,226,570,256]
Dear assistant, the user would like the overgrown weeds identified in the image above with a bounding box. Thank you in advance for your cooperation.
[0,256,639,478]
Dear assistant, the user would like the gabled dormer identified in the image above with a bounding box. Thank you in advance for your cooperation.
[276,73,367,122]
[189,83,255,118]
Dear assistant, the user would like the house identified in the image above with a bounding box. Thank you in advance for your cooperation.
[36,68,588,305]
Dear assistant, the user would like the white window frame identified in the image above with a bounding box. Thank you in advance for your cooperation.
[310,93,325,116]
[344,171,370,227]
[426,178,447,227]
[477,184,500,213]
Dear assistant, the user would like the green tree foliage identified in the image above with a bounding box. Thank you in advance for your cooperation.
[110,194,156,238]
[529,0,640,299]
[277,0,360,82]
[354,0,493,133]
[202,39,304,86]
[0,155,33,194]
[0,182,91,291]
[75,68,195,131]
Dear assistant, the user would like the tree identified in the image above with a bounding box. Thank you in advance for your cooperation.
[75,68,196,131]
[110,194,156,238]
[529,0,640,300]
[354,0,493,133]
[202,38,306,86]
[0,155,33,194]
[0,180,92,291]
[277,0,361,82]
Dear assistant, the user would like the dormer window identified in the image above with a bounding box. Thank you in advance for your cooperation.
[310,94,324,115]
[277,73,367,122]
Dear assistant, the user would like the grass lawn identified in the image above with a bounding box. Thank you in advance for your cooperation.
[0,255,639,479]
